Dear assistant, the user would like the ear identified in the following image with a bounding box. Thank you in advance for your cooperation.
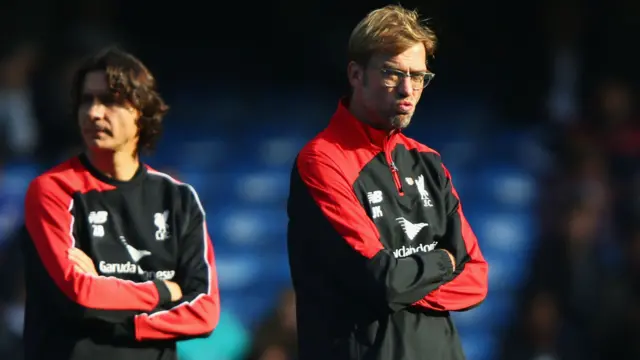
[347,61,364,88]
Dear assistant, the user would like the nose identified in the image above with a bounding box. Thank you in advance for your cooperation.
[87,101,106,120]
[396,76,414,97]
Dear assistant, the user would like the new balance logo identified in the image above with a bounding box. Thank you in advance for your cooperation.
[88,210,108,238]
[367,190,383,204]
[396,217,429,241]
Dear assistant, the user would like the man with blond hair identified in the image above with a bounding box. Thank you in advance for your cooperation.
[287,5,489,360]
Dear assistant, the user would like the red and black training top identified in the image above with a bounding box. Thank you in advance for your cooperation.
[287,100,489,360]
[22,153,220,360]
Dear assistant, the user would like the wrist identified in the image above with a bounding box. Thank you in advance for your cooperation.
[153,279,172,306]
[437,249,454,277]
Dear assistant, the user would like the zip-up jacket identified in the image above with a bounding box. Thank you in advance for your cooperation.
[23,154,220,360]
[287,100,489,360]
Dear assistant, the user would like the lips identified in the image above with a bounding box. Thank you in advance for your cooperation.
[397,102,414,113]
[84,127,111,136]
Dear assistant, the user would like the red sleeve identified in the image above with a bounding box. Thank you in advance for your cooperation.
[133,184,220,340]
[414,165,489,311]
[24,176,162,311]
[298,152,384,259]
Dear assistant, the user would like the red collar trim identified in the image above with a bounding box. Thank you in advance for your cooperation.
[329,98,400,149]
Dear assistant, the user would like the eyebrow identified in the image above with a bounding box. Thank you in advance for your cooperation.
[382,64,429,74]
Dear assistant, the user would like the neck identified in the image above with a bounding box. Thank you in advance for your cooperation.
[348,97,392,132]
[86,149,140,181]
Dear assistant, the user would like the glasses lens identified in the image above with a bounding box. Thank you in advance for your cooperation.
[422,73,435,88]
[381,69,400,87]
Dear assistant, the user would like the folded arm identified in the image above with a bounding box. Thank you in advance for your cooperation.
[290,152,455,313]
[24,177,171,313]
[131,184,220,341]
[413,164,489,311]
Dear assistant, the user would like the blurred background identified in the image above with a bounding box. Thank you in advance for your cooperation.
[0,0,638,359]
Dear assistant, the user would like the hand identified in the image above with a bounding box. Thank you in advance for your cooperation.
[441,249,456,272]
[68,248,98,275]
[163,281,183,301]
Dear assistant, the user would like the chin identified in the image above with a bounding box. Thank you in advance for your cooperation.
[390,114,413,129]
[85,139,116,152]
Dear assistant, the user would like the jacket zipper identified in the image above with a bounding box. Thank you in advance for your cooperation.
[384,136,403,195]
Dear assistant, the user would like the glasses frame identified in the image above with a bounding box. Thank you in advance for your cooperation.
[380,67,435,90]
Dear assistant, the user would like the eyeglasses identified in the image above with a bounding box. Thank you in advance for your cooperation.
[380,68,435,90]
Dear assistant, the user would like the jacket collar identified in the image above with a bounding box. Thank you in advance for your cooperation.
[329,98,401,149]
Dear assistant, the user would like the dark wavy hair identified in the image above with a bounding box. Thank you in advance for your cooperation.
[71,47,169,153]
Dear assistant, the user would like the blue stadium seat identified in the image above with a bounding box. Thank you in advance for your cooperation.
[406,125,473,154]
[176,171,217,199]
[232,170,290,204]
[147,137,232,171]
[0,160,40,246]
[215,252,289,292]
[1,161,40,199]
[211,235,288,259]
[260,253,291,284]
[208,206,287,250]
[441,164,470,199]
[215,254,263,292]
[437,136,485,173]
[468,165,537,211]
[464,209,536,258]
[221,292,276,327]
[250,135,309,169]
[458,331,498,360]
[483,129,552,174]
[451,292,515,332]
[229,119,318,170]
[0,200,22,248]
[483,251,530,292]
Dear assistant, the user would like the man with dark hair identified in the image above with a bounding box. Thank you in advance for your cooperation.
[287,5,488,360]
[22,47,220,360]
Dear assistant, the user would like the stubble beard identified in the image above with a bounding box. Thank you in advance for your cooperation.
[390,113,413,130]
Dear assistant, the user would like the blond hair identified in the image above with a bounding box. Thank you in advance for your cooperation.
[348,5,437,66]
